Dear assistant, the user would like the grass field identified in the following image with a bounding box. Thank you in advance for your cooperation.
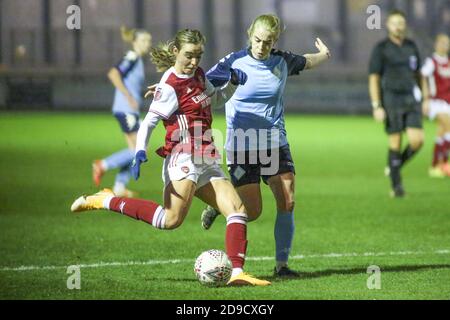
[0,112,449,300]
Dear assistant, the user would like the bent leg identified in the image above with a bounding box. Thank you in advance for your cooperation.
[196,179,248,270]
[105,179,196,230]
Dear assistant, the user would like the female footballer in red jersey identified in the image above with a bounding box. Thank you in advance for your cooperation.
[421,34,450,177]
[70,29,270,286]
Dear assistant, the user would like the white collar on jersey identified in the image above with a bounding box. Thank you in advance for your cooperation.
[169,66,196,79]
[433,52,449,64]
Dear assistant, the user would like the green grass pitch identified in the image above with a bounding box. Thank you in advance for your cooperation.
[0,112,449,300]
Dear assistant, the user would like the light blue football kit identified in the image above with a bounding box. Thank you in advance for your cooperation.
[104,51,145,191]
[207,48,306,266]
[207,48,306,151]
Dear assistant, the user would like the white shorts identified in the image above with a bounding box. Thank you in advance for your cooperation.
[428,99,450,120]
[162,152,226,189]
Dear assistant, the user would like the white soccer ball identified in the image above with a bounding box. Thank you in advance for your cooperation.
[194,249,232,286]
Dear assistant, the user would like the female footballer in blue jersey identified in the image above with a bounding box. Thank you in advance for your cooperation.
[92,26,152,197]
[202,14,331,277]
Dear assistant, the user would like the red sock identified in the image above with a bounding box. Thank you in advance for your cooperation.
[432,139,445,167]
[444,139,450,163]
[225,214,248,269]
[108,197,166,229]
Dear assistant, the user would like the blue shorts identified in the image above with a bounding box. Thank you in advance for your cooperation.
[226,144,296,187]
[114,112,140,133]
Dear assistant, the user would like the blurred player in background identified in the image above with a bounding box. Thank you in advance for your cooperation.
[71,29,270,286]
[92,26,152,197]
[420,34,450,178]
[201,14,331,277]
[369,10,425,197]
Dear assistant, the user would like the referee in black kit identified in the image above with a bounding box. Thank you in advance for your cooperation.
[368,9,427,198]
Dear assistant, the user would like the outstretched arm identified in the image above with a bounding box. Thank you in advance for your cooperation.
[135,111,161,153]
[206,69,247,109]
[303,38,331,70]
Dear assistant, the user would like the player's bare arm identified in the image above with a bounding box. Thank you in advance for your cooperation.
[368,73,385,122]
[303,38,331,70]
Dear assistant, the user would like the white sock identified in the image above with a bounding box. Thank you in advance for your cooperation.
[444,133,450,142]
[101,160,109,171]
[103,196,114,209]
[113,182,126,195]
[231,268,243,277]
[152,206,166,229]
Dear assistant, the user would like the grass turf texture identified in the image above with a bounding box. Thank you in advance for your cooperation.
[0,112,449,300]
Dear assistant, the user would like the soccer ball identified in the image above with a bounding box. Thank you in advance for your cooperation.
[194,249,232,286]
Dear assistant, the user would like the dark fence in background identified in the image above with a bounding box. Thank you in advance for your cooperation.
[0,69,369,114]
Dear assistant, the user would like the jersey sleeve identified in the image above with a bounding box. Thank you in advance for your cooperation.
[115,51,139,78]
[148,83,179,119]
[274,50,307,76]
[368,43,383,75]
[135,111,161,153]
[206,53,235,87]
[421,57,435,77]
[206,78,237,110]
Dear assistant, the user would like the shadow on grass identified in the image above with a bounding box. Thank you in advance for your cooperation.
[141,264,450,284]
[265,264,450,282]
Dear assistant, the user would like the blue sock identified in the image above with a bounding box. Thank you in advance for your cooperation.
[103,149,134,170]
[274,210,295,264]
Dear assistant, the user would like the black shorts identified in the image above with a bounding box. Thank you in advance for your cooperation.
[383,91,422,134]
[114,112,140,133]
[226,144,296,187]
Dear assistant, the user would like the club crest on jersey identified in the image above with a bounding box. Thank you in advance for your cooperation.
[181,166,190,174]
[154,87,163,101]
[409,56,418,70]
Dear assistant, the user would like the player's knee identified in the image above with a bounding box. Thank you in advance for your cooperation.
[247,206,262,222]
[164,213,185,230]
[410,137,424,150]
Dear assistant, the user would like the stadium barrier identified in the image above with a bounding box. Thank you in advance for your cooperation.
[0,68,371,114]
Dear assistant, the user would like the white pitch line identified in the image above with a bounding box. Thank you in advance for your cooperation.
[1,249,449,272]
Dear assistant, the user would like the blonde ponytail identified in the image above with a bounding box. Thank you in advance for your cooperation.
[121,26,136,44]
[150,41,176,72]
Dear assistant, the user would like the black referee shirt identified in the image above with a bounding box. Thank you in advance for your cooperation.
[369,38,421,94]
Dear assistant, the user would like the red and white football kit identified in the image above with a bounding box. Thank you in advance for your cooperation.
[421,53,450,119]
[136,66,237,188]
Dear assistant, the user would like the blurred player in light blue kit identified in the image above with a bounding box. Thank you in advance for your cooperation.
[92,26,152,197]
[202,14,331,277]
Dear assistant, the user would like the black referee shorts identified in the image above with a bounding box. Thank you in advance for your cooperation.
[383,91,422,134]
